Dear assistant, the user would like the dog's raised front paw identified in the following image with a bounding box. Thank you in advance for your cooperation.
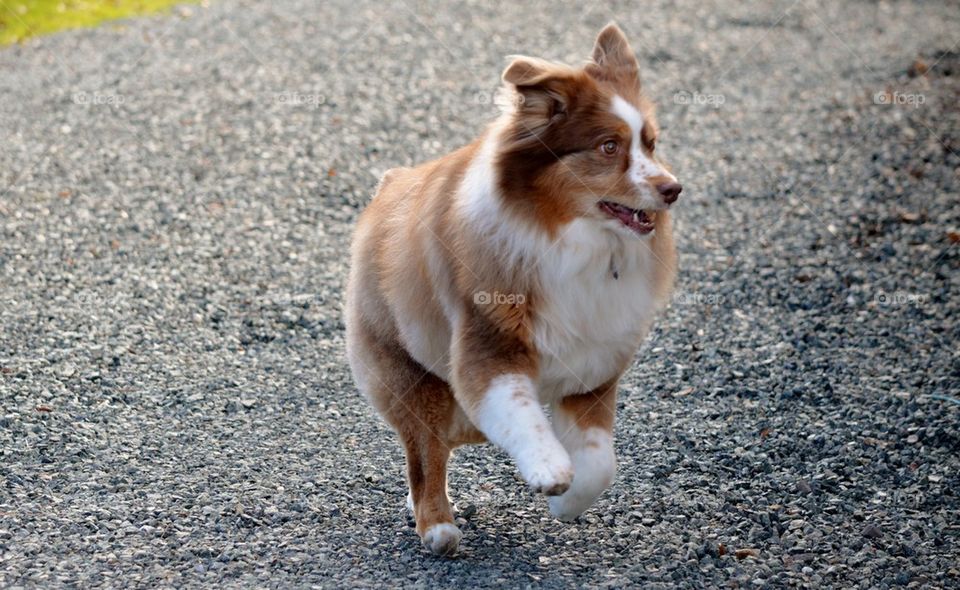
[519,451,574,496]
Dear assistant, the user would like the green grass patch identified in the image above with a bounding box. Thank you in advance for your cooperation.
[0,0,196,45]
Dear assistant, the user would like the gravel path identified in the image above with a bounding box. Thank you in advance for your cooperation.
[1,1,958,587]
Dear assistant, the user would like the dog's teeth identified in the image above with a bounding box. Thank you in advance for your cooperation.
[633,211,639,223]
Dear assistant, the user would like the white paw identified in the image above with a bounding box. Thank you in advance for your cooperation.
[547,493,589,522]
[422,523,462,556]
[546,431,616,521]
[518,450,574,496]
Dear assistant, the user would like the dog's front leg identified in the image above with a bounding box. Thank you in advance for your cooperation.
[548,379,618,521]
[451,314,573,495]
[471,373,574,495]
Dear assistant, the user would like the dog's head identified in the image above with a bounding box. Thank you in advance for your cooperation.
[496,24,680,237]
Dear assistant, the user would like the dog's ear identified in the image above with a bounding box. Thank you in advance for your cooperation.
[588,23,640,83]
[502,56,563,86]
[502,56,579,119]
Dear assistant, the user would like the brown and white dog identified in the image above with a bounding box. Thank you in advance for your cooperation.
[345,24,680,556]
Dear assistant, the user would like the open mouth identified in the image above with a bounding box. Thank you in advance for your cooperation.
[598,201,655,235]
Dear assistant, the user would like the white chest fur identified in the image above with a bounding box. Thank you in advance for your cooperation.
[533,219,658,402]
[456,124,661,402]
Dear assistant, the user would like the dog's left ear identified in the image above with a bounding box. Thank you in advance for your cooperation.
[588,23,639,83]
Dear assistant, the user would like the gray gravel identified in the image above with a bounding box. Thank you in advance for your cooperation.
[2,0,959,588]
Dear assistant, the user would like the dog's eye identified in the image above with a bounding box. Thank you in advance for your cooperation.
[600,140,619,155]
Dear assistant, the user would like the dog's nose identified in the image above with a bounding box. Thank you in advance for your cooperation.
[656,182,682,204]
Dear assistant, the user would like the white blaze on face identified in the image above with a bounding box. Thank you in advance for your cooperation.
[610,95,676,191]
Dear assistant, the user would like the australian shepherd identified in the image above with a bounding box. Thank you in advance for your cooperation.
[346,23,681,556]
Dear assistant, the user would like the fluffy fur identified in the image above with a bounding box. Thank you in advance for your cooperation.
[345,23,680,556]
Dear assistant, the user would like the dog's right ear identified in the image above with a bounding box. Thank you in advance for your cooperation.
[502,56,579,119]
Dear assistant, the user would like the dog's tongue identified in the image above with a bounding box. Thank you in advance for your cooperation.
[615,207,645,230]
[601,201,654,234]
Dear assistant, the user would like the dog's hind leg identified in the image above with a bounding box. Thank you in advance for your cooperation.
[348,318,469,555]
[400,400,461,556]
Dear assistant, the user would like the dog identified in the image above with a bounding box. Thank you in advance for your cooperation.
[345,23,680,556]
